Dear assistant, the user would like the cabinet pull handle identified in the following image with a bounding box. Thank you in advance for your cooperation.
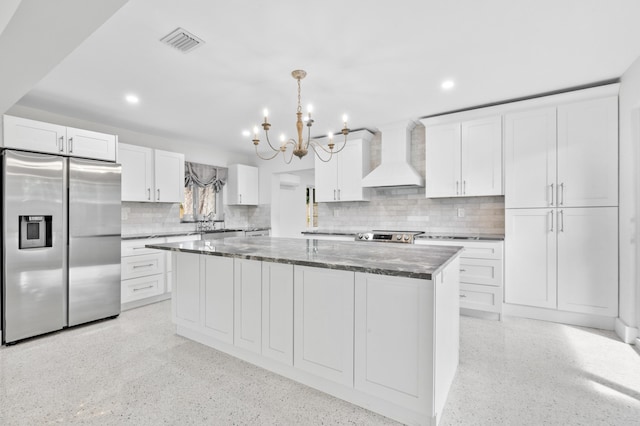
[132,247,146,250]
[59,136,65,152]
[460,268,466,272]
[239,194,242,204]
[68,137,73,153]
[338,189,341,200]
[147,188,151,201]
[559,209,564,232]
[463,180,466,195]
[560,183,564,205]
[157,189,160,201]
[549,210,554,232]
[550,183,554,206]
[460,294,467,298]
[133,285,154,292]
[333,189,336,201]
[133,264,155,268]
[456,181,459,195]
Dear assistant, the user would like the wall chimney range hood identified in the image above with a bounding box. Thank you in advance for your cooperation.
[361,120,424,188]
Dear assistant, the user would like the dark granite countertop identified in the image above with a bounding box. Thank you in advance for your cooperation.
[122,228,271,241]
[147,237,463,280]
[301,230,359,236]
[416,233,505,241]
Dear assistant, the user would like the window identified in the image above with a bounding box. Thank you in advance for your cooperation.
[182,162,226,222]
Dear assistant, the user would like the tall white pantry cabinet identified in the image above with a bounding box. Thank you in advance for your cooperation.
[504,90,619,319]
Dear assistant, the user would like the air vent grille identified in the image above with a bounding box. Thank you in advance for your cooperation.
[160,27,204,53]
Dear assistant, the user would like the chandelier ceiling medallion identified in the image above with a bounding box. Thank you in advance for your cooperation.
[251,69,350,163]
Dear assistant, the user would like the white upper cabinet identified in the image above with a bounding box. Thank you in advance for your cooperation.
[505,96,618,208]
[314,132,372,202]
[422,115,502,198]
[3,115,117,161]
[227,164,259,205]
[119,143,184,203]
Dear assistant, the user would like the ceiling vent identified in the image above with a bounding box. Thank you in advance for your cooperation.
[160,27,204,53]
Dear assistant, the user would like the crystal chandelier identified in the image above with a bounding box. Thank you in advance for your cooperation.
[251,70,350,164]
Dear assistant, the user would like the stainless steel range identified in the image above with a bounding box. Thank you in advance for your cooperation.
[355,230,424,244]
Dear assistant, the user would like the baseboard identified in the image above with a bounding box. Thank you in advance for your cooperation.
[460,308,501,321]
[502,303,616,330]
[121,292,171,311]
[615,317,639,344]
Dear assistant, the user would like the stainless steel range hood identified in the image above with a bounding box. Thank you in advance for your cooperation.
[361,120,424,187]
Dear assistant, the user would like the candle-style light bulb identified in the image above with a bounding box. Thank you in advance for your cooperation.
[263,109,269,123]
[253,126,259,138]
[280,134,286,148]
[342,114,348,126]
[328,132,333,141]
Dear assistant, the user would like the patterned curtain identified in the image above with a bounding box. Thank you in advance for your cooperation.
[184,162,226,193]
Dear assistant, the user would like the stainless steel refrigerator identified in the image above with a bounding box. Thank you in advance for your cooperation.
[2,150,121,344]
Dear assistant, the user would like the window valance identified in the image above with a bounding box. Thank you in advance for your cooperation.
[184,162,226,193]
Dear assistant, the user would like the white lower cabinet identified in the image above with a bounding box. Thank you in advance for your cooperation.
[354,273,430,410]
[294,265,355,386]
[261,262,294,365]
[165,235,200,292]
[174,252,200,325]
[234,259,263,353]
[121,238,165,305]
[204,256,235,343]
[505,207,618,317]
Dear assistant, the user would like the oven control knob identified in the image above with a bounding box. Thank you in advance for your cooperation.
[365,234,370,239]
[403,234,410,241]
[357,233,363,240]
[396,235,402,241]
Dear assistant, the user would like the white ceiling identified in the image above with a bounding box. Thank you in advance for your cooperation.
[9,0,640,158]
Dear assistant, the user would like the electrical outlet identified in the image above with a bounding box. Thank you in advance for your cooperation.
[457,208,465,218]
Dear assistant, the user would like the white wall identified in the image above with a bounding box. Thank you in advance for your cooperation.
[6,104,254,166]
[618,55,640,342]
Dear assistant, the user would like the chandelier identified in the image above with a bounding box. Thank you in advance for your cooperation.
[251,70,350,163]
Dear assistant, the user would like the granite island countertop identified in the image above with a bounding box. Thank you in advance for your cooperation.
[122,227,271,240]
[147,237,463,280]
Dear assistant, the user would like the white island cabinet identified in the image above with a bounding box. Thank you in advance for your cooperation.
[154,238,461,426]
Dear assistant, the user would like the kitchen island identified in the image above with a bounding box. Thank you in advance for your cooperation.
[148,237,462,426]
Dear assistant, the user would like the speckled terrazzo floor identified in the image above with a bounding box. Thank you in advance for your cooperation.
[1,301,639,425]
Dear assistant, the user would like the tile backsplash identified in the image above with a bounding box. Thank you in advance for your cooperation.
[317,189,504,235]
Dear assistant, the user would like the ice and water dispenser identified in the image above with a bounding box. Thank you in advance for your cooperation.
[18,215,52,249]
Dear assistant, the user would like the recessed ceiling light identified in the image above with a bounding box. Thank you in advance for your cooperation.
[125,94,139,104]
[441,80,455,90]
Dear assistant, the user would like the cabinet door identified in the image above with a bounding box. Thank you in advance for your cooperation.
[504,108,557,208]
[3,115,66,154]
[262,262,294,365]
[234,259,262,353]
[505,209,557,309]
[354,273,432,410]
[204,256,234,343]
[119,143,154,202]
[294,266,354,386]
[154,149,184,203]
[557,207,618,316]
[557,97,618,207]
[314,155,338,202]
[337,140,366,201]
[66,127,116,161]
[461,116,503,196]
[228,164,259,205]
[425,122,461,197]
[173,252,201,325]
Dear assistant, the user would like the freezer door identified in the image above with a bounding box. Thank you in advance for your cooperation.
[68,158,122,326]
[2,150,66,343]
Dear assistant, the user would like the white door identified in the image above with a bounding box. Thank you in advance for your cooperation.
[262,262,294,365]
[557,207,618,316]
[336,141,364,201]
[314,154,338,202]
[66,127,116,161]
[3,115,66,155]
[154,149,184,203]
[120,144,154,202]
[461,116,502,196]
[505,209,557,309]
[234,259,262,353]
[204,256,234,343]
[557,96,618,207]
[504,108,557,208]
[425,122,461,197]
[294,266,354,386]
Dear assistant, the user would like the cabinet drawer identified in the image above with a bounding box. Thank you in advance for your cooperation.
[460,258,502,287]
[459,241,503,260]
[121,253,165,280]
[121,238,164,257]
[459,283,502,313]
[122,274,164,303]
